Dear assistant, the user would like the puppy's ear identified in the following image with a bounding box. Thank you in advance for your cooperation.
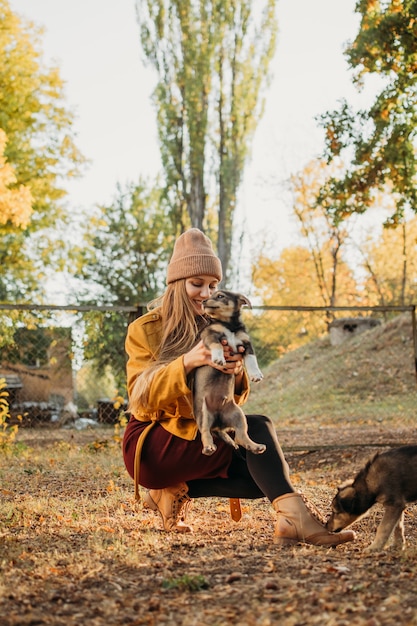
[238,294,252,309]
[338,485,356,500]
[337,485,358,513]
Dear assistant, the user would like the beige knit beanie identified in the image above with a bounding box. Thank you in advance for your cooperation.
[166,228,222,284]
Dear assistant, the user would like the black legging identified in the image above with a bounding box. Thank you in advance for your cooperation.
[187,414,294,502]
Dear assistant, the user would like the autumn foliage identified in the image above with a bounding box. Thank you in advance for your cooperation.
[0,129,33,229]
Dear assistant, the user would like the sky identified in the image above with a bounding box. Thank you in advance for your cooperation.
[8,0,370,261]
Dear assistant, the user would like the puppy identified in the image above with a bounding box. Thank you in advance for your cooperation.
[193,289,266,456]
[327,445,417,551]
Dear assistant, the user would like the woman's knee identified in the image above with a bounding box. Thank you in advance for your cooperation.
[245,414,275,437]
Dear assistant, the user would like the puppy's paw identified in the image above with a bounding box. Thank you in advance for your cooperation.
[211,347,226,366]
[244,355,263,382]
[202,444,217,455]
[364,542,385,553]
[247,443,266,454]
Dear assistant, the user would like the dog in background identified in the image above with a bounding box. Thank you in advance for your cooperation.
[326,445,417,551]
[193,289,266,456]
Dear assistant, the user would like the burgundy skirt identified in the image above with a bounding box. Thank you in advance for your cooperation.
[122,414,234,489]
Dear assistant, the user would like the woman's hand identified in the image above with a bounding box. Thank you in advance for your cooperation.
[218,340,245,376]
[183,340,213,374]
[183,339,244,377]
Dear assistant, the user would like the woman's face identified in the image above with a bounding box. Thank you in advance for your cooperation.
[185,276,219,315]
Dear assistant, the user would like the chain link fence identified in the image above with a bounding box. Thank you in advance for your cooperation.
[1,303,416,427]
[0,304,144,427]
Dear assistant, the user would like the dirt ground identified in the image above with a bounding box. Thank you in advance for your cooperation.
[1,423,417,625]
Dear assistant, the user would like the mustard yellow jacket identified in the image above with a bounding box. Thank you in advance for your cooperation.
[125,308,251,441]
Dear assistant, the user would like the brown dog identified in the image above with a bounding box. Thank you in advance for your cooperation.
[326,445,417,551]
[193,290,266,456]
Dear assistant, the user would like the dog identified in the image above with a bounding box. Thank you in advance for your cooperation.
[326,445,417,551]
[192,289,266,456]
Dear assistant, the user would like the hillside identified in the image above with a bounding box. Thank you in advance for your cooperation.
[245,312,416,429]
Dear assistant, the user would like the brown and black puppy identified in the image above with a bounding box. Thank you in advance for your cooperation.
[193,290,266,456]
[326,445,417,551]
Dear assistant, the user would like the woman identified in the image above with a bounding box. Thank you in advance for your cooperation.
[122,228,355,546]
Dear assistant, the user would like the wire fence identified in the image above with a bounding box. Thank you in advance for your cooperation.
[1,303,416,427]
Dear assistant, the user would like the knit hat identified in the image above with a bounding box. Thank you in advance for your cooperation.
[166,228,223,284]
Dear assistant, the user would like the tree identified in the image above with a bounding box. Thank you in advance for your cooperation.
[0,129,33,228]
[360,213,417,306]
[318,0,417,227]
[250,244,360,358]
[251,246,328,359]
[72,179,174,388]
[0,0,85,301]
[290,160,356,320]
[136,0,277,280]
[74,180,174,305]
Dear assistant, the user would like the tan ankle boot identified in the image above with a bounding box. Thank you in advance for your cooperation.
[272,492,355,547]
[143,483,193,533]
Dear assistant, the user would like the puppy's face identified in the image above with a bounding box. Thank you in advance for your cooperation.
[202,290,251,323]
[326,482,363,532]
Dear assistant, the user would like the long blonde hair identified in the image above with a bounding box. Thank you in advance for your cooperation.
[128,279,207,412]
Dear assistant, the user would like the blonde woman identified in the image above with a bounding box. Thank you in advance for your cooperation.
[122,228,355,546]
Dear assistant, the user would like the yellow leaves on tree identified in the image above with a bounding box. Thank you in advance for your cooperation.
[0,129,33,229]
[362,215,417,305]
[0,377,19,450]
